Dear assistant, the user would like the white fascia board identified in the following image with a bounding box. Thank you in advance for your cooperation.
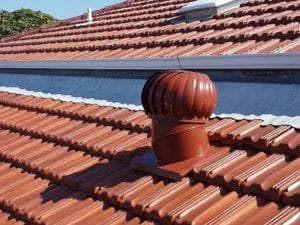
[0,53,299,70]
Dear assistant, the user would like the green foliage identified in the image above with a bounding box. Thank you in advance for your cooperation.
[0,8,58,38]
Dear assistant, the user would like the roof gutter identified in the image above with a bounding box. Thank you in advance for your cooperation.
[0,53,299,70]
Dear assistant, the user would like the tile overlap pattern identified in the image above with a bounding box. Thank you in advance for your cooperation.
[0,0,300,61]
[0,91,298,224]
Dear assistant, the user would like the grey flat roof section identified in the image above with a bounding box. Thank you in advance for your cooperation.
[0,72,299,117]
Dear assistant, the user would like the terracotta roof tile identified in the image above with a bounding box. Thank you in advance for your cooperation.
[0,0,300,61]
[0,210,25,225]
[0,91,298,224]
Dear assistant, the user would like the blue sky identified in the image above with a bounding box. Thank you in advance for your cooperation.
[0,0,123,19]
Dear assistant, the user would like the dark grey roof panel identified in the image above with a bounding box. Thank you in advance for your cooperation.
[0,73,299,116]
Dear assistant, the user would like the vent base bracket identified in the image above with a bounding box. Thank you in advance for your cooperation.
[130,150,204,181]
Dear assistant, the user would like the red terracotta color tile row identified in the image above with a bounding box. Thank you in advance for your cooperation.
[274,37,300,53]
[242,0,296,7]
[65,0,189,27]
[0,108,297,206]
[0,39,294,61]
[0,127,164,221]
[0,132,149,207]
[0,210,25,225]
[219,0,300,19]
[207,119,300,157]
[0,105,150,163]
[89,0,191,18]
[17,12,175,41]
[193,148,300,205]
[15,0,186,34]
[85,4,183,23]
[54,10,297,40]
[42,3,300,34]
[0,128,298,225]
[0,92,298,209]
[2,18,168,45]
[1,8,299,51]
[1,21,299,55]
[0,92,151,133]
[1,0,300,59]
[0,91,298,157]
[0,161,153,225]
[0,130,102,182]
[13,0,296,39]
[104,0,191,13]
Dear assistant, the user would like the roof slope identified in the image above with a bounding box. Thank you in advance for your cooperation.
[0,91,298,225]
[0,0,300,61]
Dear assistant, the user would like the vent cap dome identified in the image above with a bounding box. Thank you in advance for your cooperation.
[142,70,217,122]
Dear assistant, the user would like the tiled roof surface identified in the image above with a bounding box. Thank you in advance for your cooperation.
[0,0,300,61]
[0,91,298,225]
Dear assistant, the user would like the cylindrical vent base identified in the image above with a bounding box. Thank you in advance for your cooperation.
[152,118,209,165]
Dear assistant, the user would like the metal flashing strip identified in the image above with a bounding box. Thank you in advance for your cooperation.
[179,53,300,69]
[0,53,299,70]
[0,58,180,70]
[0,86,143,111]
[212,113,300,129]
[0,86,299,129]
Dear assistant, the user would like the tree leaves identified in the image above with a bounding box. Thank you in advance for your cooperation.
[0,8,58,38]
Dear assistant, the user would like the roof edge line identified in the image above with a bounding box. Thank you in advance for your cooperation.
[0,86,144,111]
[0,53,300,70]
[0,86,298,129]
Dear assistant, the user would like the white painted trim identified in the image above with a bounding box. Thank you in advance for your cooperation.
[179,0,235,12]
[212,113,300,129]
[0,86,299,129]
[0,53,299,70]
[178,0,243,14]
